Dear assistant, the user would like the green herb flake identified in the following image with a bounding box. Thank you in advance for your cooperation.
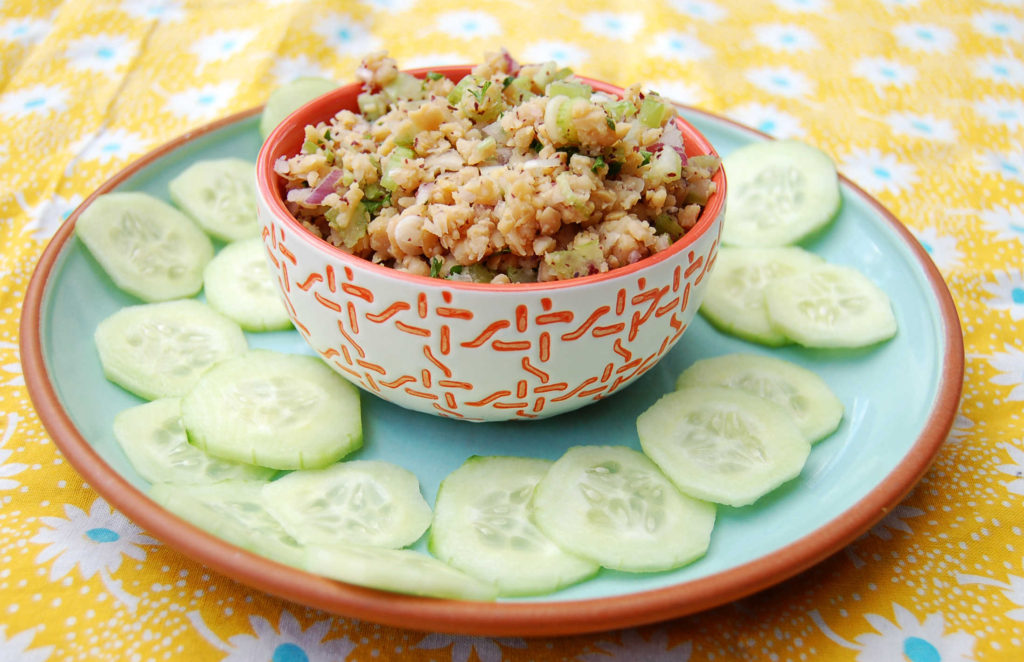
[448,265,464,275]
[608,161,623,177]
[530,138,543,152]
[470,80,492,102]
[592,156,606,173]
[426,71,444,80]
[430,256,444,278]
[605,115,615,130]
[502,76,515,89]
[324,129,332,141]
[641,150,652,166]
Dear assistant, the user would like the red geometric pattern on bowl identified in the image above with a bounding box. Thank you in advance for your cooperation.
[261,218,720,421]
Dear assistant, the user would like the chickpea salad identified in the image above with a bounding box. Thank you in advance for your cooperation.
[273,49,721,283]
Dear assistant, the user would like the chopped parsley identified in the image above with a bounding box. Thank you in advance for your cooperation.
[592,155,606,173]
[469,80,492,102]
[530,138,543,152]
[426,71,444,80]
[430,256,444,278]
[448,265,464,275]
[605,115,615,130]
[607,161,623,177]
[502,75,515,89]
[640,150,652,166]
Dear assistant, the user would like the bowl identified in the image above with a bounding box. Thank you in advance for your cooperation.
[255,65,726,421]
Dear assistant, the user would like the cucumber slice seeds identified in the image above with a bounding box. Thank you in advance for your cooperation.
[203,237,292,331]
[637,386,811,507]
[765,264,898,348]
[168,158,260,242]
[676,354,843,443]
[700,246,825,346]
[721,139,841,247]
[430,456,599,596]
[262,461,431,549]
[94,299,248,400]
[75,191,214,302]
[181,349,362,470]
[530,445,716,573]
[113,398,275,485]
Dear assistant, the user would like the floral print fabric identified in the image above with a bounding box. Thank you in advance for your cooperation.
[1,0,1022,660]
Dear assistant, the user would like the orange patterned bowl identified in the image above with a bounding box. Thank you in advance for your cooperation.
[255,65,726,421]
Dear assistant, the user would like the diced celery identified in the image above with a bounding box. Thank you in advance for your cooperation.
[654,212,686,240]
[447,75,480,105]
[544,96,581,146]
[446,263,495,283]
[470,137,497,164]
[545,80,592,99]
[543,241,603,280]
[532,62,566,89]
[646,148,683,185]
[603,99,635,122]
[301,139,319,154]
[506,76,535,103]
[380,146,415,191]
[324,202,369,248]
[357,92,390,120]
[556,172,589,211]
[383,72,425,101]
[638,95,674,128]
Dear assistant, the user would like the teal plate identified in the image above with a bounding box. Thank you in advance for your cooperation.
[21,106,963,636]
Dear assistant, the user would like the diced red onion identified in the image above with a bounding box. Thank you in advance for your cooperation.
[502,49,521,75]
[426,151,464,172]
[522,158,562,170]
[415,182,435,205]
[660,122,688,163]
[481,120,504,140]
[306,169,343,205]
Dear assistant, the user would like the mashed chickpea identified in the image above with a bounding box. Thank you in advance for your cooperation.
[274,49,720,283]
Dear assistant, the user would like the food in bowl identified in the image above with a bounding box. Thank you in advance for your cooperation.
[272,49,720,283]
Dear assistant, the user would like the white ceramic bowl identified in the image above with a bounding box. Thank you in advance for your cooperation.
[256,66,726,421]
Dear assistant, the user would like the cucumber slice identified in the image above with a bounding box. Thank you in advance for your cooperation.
[700,246,824,346]
[675,354,843,443]
[764,264,898,348]
[94,299,248,400]
[721,139,841,247]
[75,192,214,302]
[261,460,431,549]
[168,158,259,242]
[181,349,362,470]
[149,481,304,567]
[637,386,811,507]
[530,446,716,573]
[113,398,275,485]
[260,76,338,139]
[305,543,498,601]
[203,237,292,331]
[429,456,599,596]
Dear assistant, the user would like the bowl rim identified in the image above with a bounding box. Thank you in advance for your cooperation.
[256,64,726,292]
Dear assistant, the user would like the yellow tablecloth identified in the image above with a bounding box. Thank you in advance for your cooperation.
[2,0,1022,659]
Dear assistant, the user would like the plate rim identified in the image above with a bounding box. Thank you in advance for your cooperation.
[19,104,964,637]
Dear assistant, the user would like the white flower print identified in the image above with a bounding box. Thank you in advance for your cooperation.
[14,191,83,241]
[972,10,1023,41]
[885,112,956,142]
[957,563,1024,621]
[946,413,974,444]
[580,12,644,41]
[414,633,527,662]
[647,31,712,62]
[190,29,258,71]
[851,57,918,89]
[993,442,1024,495]
[579,628,691,661]
[974,96,1024,129]
[311,14,381,55]
[30,497,157,611]
[987,343,1024,402]
[645,79,705,106]
[0,412,29,492]
[839,147,919,195]
[810,604,975,661]
[974,56,1024,86]
[912,226,963,272]
[69,128,150,166]
[727,102,805,138]
[978,149,1024,183]
[188,609,355,661]
[63,34,138,73]
[163,81,239,121]
[434,10,501,39]
[0,341,23,387]
[119,0,185,21]
[521,41,588,69]
[359,0,418,11]
[0,84,70,117]
[982,270,1024,321]
[980,204,1024,246]
[754,23,819,52]
[664,0,727,22]
[745,66,813,97]
[868,504,925,541]
[0,18,52,46]
[0,625,53,662]
[270,55,335,85]
[892,23,956,53]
